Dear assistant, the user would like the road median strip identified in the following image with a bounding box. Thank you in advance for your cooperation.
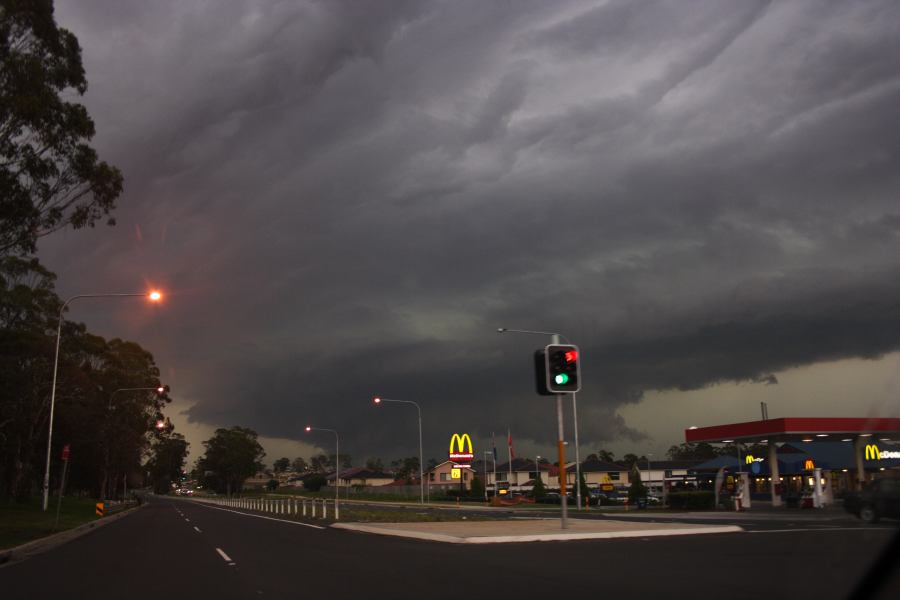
[332,519,743,544]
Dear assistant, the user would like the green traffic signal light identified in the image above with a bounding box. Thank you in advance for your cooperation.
[554,373,569,385]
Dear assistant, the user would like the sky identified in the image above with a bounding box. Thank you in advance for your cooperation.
[42,0,900,467]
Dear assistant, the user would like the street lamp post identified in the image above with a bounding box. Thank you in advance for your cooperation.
[483,451,495,502]
[373,397,424,504]
[105,385,167,501]
[108,385,166,410]
[42,291,163,511]
[498,327,582,527]
[305,426,340,519]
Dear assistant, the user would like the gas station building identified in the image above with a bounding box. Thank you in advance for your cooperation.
[684,417,900,507]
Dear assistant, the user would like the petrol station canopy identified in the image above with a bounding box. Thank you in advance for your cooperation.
[685,417,900,445]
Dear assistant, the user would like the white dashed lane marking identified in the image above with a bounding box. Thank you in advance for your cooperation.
[215,547,235,566]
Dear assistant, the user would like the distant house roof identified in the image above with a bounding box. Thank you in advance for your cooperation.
[580,459,628,473]
[326,467,395,481]
[493,458,552,472]
[645,460,704,470]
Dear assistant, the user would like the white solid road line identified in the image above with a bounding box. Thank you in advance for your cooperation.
[215,547,235,565]
[748,527,895,534]
[193,526,202,533]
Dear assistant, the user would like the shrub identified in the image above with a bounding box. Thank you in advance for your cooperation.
[666,491,715,510]
[303,474,327,492]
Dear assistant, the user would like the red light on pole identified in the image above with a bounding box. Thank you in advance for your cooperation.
[373,397,382,404]
[305,426,312,432]
[565,350,578,363]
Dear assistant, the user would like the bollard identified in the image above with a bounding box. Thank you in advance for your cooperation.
[303,500,307,517]
[323,500,328,519]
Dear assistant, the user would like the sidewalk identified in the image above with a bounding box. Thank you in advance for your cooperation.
[332,518,742,544]
[608,504,849,521]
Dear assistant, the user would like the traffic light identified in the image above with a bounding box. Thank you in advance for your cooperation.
[534,349,553,396]
[545,344,581,393]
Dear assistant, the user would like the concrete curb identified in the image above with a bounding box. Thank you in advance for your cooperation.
[331,522,744,544]
[0,503,142,567]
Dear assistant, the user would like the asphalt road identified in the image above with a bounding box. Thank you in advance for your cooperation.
[1,497,898,600]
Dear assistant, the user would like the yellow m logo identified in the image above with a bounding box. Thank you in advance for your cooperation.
[804,459,815,470]
[865,444,881,461]
[745,455,755,464]
[449,433,473,455]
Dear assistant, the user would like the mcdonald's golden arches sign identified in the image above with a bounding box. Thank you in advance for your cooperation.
[865,444,880,460]
[449,433,474,465]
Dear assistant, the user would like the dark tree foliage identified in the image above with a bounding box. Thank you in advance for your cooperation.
[273,457,290,473]
[0,255,58,499]
[146,433,188,494]
[531,471,546,499]
[197,426,265,495]
[303,473,327,492]
[0,0,123,254]
[628,464,647,504]
[666,442,719,461]
[595,449,615,462]
[469,474,484,498]
[0,256,173,500]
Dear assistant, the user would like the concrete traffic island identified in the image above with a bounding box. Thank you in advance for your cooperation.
[332,518,743,544]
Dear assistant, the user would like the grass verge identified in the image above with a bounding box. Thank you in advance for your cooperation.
[0,497,101,550]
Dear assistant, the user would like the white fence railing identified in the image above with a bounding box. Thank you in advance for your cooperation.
[190,495,338,520]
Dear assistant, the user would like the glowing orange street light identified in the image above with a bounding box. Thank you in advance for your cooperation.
[42,289,169,511]
[372,396,424,504]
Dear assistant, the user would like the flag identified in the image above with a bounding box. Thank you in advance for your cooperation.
[492,432,497,461]
[508,429,515,459]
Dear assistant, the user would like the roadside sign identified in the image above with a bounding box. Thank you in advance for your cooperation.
[95,502,104,517]
[61,444,70,461]
[451,468,461,480]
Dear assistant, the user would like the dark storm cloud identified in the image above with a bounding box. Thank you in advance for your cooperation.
[43,0,900,460]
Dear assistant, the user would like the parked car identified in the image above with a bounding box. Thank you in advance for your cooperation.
[844,478,900,523]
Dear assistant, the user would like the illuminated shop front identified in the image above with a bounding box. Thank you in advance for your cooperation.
[685,418,900,507]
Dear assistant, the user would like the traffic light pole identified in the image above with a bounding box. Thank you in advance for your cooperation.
[552,333,568,529]
[556,394,568,529]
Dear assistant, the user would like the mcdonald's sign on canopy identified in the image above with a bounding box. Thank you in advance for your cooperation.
[804,459,815,470]
[449,433,474,465]
[865,444,881,460]
[864,444,900,460]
